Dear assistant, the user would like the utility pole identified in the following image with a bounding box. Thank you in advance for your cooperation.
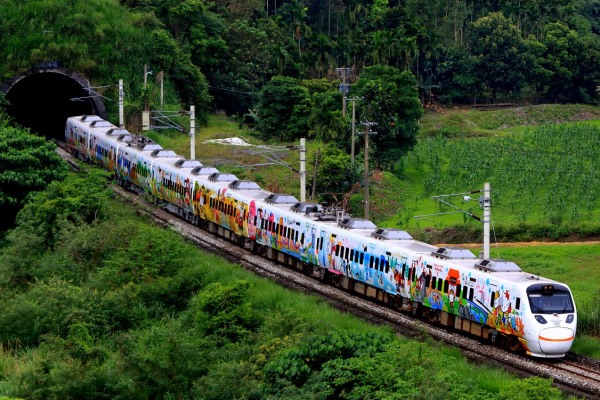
[142,65,152,131]
[190,105,196,160]
[358,122,377,220]
[335,67,353,116]
[118,79,124,128]
[483,182,491,259]
[300,138,306,202]
[345,97,363,164]
[311,147,319,201]
[158,71,164,107]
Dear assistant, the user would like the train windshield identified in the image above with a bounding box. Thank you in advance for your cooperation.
[527,283,574,314]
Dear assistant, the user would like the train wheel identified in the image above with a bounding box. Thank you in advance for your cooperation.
[505,337,522,352]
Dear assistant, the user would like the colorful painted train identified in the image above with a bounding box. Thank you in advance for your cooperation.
[65,115,577,358]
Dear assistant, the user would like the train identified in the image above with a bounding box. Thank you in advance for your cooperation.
[65,115,577,358]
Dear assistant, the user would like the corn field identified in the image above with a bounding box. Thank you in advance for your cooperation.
[408,123,600,225]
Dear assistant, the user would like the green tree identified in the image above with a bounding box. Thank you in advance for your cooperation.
[540,22,583,101]
[467,12,532,102]
[315,144,362,203]
[257,76,311,141]
[0,127,67,229]
[352,65,423,169]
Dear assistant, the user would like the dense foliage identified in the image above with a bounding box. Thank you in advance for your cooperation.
[3,0,598,161]
[0,125,67,229]
[118,0,600,109]
[0,168,571,399]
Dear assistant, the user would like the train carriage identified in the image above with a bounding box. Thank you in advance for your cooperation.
[65,115,577,358]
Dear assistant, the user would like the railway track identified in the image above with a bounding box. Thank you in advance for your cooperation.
[57,142,600,399]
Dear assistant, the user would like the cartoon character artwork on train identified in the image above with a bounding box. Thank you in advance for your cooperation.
[247,200,257,240]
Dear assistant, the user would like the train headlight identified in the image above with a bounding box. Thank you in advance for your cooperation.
[566,314,574,324]
[534,315,547,324]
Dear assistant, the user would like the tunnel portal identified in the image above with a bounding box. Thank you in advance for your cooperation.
[2,68,107,140]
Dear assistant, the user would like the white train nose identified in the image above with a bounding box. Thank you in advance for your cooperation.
[539,327,575,355]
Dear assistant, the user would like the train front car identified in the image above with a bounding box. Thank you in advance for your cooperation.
[522,282,576,357]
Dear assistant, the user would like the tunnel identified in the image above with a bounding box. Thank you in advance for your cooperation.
[1,68,107,140]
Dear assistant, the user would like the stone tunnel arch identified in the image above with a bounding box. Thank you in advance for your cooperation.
[1,67,107,140]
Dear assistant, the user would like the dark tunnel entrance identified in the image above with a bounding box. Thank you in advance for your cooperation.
[2,69,107,140]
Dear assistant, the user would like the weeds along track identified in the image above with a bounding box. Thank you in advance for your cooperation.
[57,144,600,399]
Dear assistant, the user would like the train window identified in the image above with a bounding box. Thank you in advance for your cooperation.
[462,287,467,299]
[424,273,430,288]
[456,284,462,298]
[374,258,380,271]
[401,263,406,279]
[300,232,304,244]
[350,249,354,261]
[336,245,341,257]
[443,280,449,294]
[431,276,436,289]
[344,248,349,260]
[469,288,474,301]
[360,252,364,265]
[369,256,374,269]
[385,260,390,274]
[515,297,520,310]
[283,227,287,238]
[437,278,443,291]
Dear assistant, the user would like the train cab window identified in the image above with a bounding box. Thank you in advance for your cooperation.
[469,288,474,301]
[456,284,462,298]
[515,297,521,310]
[443,280,449,294]
[527,284,574,314]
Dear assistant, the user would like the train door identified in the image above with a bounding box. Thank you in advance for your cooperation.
[316,228,328,268]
